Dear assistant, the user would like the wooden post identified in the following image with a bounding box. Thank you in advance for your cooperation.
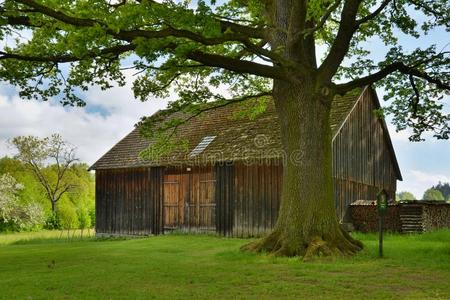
[377,189,388,258]
[378,211,384,257]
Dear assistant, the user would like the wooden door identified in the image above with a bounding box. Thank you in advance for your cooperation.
[188,167,216,231]
[163,172,188,230]
[163,167,216,231]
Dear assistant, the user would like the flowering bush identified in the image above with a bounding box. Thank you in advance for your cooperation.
[0,174,24,223]
[0,174,45,231]
[20,202,46,230]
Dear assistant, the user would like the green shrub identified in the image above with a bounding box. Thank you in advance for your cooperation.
[78,207,92,230]
[89,207,96,227]
[44,212,61,230]
[58,204,79,229]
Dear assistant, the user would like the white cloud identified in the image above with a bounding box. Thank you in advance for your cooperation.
[0,78,169,165]
[397,170,450,199]
[386,124,412,143]
[410,170,450,184]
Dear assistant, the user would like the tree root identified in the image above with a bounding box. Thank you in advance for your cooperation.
[241,227,363,261]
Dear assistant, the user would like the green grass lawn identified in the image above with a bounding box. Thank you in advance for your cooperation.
[0,230,449,299]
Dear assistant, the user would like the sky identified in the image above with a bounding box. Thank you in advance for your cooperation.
[0,7,449,200]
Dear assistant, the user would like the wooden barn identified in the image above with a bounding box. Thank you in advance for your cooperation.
[90,86,402,237]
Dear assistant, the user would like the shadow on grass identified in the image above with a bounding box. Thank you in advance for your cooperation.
[9,235,142,245]
[11,235,96,245]
[0,229,96,246]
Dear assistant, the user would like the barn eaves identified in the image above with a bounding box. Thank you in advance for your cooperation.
[189,136,217,157]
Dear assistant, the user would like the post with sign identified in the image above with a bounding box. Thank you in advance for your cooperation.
[377,189,388,258]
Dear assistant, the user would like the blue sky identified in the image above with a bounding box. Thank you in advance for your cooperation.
[0,9,449,199]
[370,29,450,198]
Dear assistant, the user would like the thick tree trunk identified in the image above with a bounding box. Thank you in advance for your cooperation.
[242,80,363,260]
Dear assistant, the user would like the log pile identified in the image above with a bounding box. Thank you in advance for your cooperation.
[350,200,450,233]
[422,202,450,231]
[350,201,401,232]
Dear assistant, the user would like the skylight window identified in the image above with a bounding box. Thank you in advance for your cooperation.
[189,136,216,157]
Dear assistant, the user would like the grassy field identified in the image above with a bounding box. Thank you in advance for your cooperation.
[0,230,449,299]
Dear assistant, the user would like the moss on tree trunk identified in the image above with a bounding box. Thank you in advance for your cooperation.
[242,80,363,260]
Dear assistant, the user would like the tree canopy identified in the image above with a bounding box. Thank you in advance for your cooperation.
[396,191,416,201]
[422,188,445,201]
[431,182,450,200]
[0,0,449,141]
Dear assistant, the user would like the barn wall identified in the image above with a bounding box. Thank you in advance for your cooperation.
[95,167,163,236]
[332,88,398,221]
[215,164,234,236]
[231,160,283,237]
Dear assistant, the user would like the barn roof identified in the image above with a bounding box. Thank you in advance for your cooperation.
[89,86,401,180]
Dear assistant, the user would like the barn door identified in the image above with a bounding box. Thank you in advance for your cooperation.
[163,173,188,230]
[163,167,216,231]
[188,167,216,231]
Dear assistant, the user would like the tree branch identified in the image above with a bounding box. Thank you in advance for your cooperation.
[186,51,286,80]
[0,44,136,62]
[319,0,394,82]
[4,0,285,79]
[335,62,450,94]
[14,0,98,27]
[12,0,264,42]
[318,0,360,82]
[356,0,392,25]
[299,0,342,37]
[54,184,73,203]
[408,0,441,20]
[1,41,282,81]
[28,160,53,201]
[409,74,420,117]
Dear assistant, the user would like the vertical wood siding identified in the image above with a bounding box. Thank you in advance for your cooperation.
[95,167,163,235]
[215,164,234,236]
[332,88,397,221]
[232,159,283,237]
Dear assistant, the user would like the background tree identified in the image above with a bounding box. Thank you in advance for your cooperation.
[0,157,48,210]
[10,134,78,213]
[1,0,449,258]
[396,191,416,201]
[58,202,80,238]
[422,188,445,201]
[0,156,95,232]
[431,182,450,200]
[0,173,45,231]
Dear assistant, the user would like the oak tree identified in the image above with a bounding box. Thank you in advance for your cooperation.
[1,0,449,258]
